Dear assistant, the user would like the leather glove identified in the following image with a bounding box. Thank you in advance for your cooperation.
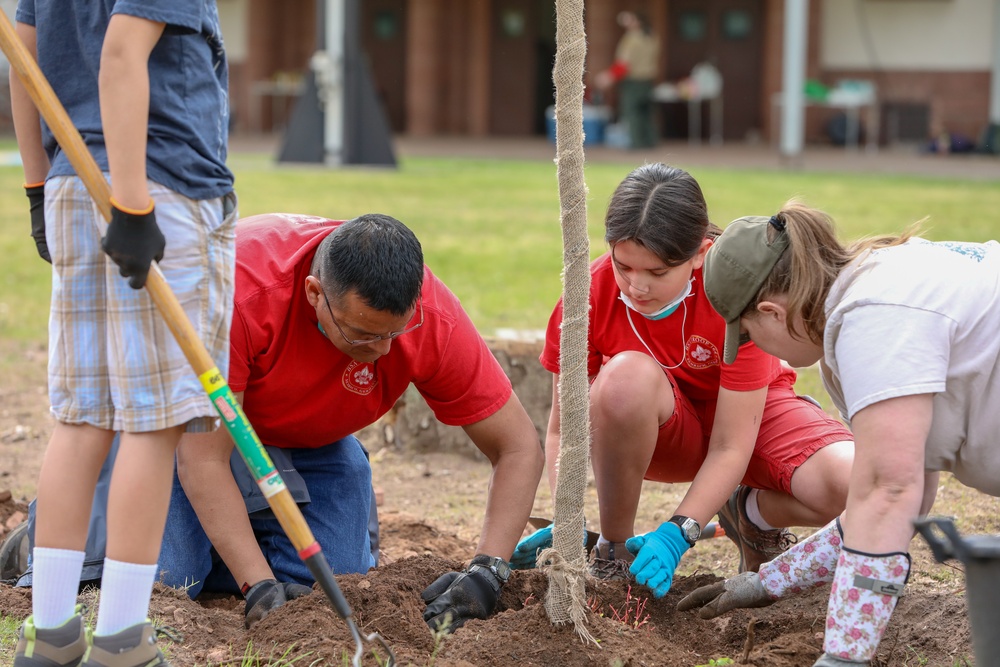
[422,555,507,633]
[243,579,313,629]
[677,571,775,619]
[101,198,165,289]
[626,521,691,598]
[813,654,868,666]
[25,182,50,263]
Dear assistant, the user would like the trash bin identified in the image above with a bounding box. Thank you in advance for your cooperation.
[914,516,1000,666]
[545,105,611,146]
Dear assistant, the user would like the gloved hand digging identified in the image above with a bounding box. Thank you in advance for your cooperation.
[511,525,552,570]
[676,571,774,618]
[25,182,50,263]
[511,518,590,570]
[243,578,313,629]
[422,554,510,633]
[626,521,691,598]
[102,198,165,289]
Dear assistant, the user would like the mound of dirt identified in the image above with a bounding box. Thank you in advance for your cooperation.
[0,511,975,666]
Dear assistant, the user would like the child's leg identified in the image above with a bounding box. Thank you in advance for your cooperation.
[761,439,853,527]
[589,351,696,542]
[95,427,183,636]
[93,185,235,638]
[32,424,114,628]
[742,384,855,529]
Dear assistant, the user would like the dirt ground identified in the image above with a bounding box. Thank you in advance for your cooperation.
[0,342,993,666]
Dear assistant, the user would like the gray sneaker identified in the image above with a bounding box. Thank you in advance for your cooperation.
[81,622,180,667]
[13,606,89,667]
[587,539,635,581]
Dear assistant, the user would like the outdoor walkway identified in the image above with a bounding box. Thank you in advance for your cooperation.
[231,133,1000,181]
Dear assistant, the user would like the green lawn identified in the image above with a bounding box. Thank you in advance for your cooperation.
[3,150,999,349]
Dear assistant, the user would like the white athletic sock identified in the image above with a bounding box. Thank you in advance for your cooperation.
[94,558,157,636]
[745,488,778,531]
[32,547,86,628]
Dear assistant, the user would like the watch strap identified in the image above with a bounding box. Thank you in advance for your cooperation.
[468,554,511,590]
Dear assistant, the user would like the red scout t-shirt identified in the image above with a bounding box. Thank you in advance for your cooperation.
[228,213,512,449]
[540,251,795,424]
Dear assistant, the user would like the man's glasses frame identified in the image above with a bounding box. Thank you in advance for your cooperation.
[322,288,423,346]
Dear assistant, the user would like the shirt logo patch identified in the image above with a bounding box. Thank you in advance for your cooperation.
[343,361,377,395]
[685,335,719,369]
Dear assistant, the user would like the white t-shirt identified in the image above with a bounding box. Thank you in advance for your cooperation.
[821,238,1000,496]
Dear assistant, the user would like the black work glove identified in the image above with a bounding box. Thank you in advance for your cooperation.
[101,198,165,289]
[25,183,50,263]
[421,555,507,634]
[243,578,313,629]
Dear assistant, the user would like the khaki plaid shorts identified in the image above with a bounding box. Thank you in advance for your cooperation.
[45,176,236,433]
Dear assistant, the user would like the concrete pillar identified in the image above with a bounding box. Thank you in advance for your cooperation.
[779,0,808,160]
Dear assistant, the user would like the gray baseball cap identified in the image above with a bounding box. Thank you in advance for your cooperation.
[703,216,790,364]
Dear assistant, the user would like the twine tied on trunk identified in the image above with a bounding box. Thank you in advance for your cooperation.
[541,0,595,645]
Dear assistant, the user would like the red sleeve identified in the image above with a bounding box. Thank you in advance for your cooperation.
[718,341,787,392]
[413,283,513,427]
[538,297,603,377]
[227,304,253,393]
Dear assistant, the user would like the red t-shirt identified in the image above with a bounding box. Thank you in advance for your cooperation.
[540,251,794,423]
[229,213,512,448]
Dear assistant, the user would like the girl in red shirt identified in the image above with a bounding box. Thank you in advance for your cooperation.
[513,164,854,597]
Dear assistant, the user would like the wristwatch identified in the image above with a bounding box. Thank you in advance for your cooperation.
[668,515,701,547]
[468,555,512,591]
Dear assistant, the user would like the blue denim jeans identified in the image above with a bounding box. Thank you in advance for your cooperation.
[158,435,378,598]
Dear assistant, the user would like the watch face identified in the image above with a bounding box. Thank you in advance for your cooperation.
[683,521,700,542]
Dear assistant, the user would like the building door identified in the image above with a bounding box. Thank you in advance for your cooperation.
[361,0,407,133]
[665,0,763,141]
[490,0,548,135]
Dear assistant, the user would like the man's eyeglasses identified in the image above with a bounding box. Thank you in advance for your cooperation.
[322,289,423,346]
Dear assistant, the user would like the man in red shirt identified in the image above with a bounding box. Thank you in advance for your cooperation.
[158,212,543,632]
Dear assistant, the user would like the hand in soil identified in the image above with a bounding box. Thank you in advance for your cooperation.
[625,521,691,598]
[511,525,551,569]
[243,579,313,629]
[676,571,775,619]
[421,564,502,633]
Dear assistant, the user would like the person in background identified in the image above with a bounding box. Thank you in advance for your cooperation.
[594,11,660,149]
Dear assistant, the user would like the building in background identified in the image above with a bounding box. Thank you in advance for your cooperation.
[0,0,992,148]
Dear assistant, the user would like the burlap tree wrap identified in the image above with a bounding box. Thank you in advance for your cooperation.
[539,0,595,645]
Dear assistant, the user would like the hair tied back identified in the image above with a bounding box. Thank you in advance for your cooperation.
[768,215,786,232]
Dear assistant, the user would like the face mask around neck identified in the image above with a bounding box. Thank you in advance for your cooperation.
[619,279,693,320]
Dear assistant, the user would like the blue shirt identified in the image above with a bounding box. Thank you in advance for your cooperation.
[15,0,234,200]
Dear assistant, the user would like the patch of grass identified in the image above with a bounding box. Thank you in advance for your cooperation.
[693,658,734,667]
[0,614,21,665]
[4,154,1000,349]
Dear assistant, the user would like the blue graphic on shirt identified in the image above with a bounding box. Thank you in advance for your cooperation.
[934,241,987,262]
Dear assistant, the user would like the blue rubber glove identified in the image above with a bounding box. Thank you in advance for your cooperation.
[510,525,552,570]
[626,521,691,598]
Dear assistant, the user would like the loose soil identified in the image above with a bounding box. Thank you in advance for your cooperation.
[0,342,989,666]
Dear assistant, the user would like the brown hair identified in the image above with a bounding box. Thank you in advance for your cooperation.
[605,163,722,267]
[742,200,916,343]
